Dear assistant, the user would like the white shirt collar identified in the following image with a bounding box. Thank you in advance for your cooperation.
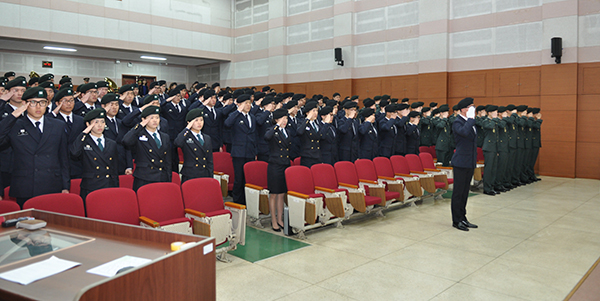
[59,112,73,120]
[27,115,44,132]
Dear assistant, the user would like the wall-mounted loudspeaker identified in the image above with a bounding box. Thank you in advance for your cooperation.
[551,37,562,64]
[334,48,344,66]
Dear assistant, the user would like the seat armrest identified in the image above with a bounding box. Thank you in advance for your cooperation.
[411,170,427,174]
[378,176,396,181]
[424,168,441,172]
[338,182,358,189]
[245,183,264,190]
[437,166,452,170]
[214,171,224,175]
[288,190,309,199]
[139,216,160,227]
[225,202,246,210]
[395,173,414,177]
[359,179,378,184]
[184,208,206,217]
[315,186,335,193]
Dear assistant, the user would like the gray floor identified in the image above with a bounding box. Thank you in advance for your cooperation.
[216,176,600,300]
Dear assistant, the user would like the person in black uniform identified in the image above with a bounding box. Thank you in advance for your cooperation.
[0,87,70,208]
[394,103,410,156]
[358,108,378,160]
[116,84,137,119]
[338,101,359,162]
[481,105,499,196]
[255,95,276,162]
[378,104,398,158]
[224,94,258,205]
[49,87,85,179]
[0,76,28,191]
[450,97,478,231]
[100,93,133,175]
[264,108,291,232]
[121,94,170,135]
[122,106,172,191]
[174,108,213,183]
[405,111,421,155]
[318,106,338,165]
[195,89,233,153]
[161,85,188,172]
[284,100,301,160]
[297,101,326,167]
[70,108,119,209]
[73,82,100,117]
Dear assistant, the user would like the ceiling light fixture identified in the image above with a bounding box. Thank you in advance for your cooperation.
[140,56,167,61]
[43,46,77,52]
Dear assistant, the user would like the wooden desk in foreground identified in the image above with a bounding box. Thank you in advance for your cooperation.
[0,209,216,301]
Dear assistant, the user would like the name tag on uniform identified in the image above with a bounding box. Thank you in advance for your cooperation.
[306,126,310,130]
[17,129,28,136]
[2,112,8,118]
[139,135,148,141]
[240,120,244,124]
[84,145,93,151]
[186,138,194,144]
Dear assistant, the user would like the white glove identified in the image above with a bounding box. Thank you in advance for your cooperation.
[466,106,476,119]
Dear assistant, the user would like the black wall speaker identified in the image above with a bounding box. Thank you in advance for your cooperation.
[551,37,562,64]
[334,48,343,66]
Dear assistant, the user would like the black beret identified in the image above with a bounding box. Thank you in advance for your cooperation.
[262,96,275,106]
[149,81,160,89]
[204,89,216,99]
[385,104,397,113]
[141,106,160,118]
[186,108,204,122]
[361,108,375,118]
[429,102,438,107]
[22,87,47,100]
[273,108,288,120]
[236,94,251,103]
[101,93,120,104]
[143,94,160,105]
[363,98,375,108]
[176,84,187,91]
[343,101,358,109]
[498,106,507,113]
[380,99,390,107]
[223,93,232,101]
[304,101,318,112]
[39,82,54,89]
[254,92,266,100]
[39,73,54,82]
[83,108,106,123]
[422,107,431,113]
[168,86,182,97]
[533,108,540,114]
[439,106,449,113]
[390,98,398,103]
[319,106,333,116]
[218,90,226,97]
[526,108,533,113]
[285,100,298,109]
[382,95,390,100]
[397,103,409,111]
[456,97,474,110]
[281,92,293,99]
[410,102,420,109]
[0,77,6,88]
[28,77,38,85]
[326,100,338,107]
[211,82,220,89]
[332,92,340,97]
[59,77,71,84]
[432,108,440,115]
[96,81,109,88]
[262,86,271,92]
[486,105,498,112]
[506,104,516,111]
[516,105,528,112]
[118,84,134,94]
[6,76,27,90]
[198,88,207,97]
[158,80,166,85]
[452,105,459,111]
[233,89,245,99]
[476,105,486,112]
[349,95,357,100]
[4,71,15,78]
[373,96,381,101]
[59,83,73,91]
[80,83,98,93]
[54,88,74,102]
[401,98,409,103]
[408,111,420,118]
[273,96,282,104]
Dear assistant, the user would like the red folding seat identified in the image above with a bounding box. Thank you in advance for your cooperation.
[0,200,20,214]
[311,164,354,217]
[419,152,454,188]
[119,174,134,190]
[419,146,430,155]
[405,154,447,192]
[23,193,85,217]
[373,156,421,199]
[293,157,301,166]
[244,161,270,221]
[137,182,192,234]
[3,187,16,202]
[172,172,181,186]
[70,178,82,196]
[354,159,400,205]
[477,147,485,163]
[86,188,139,225]
[332,162,382,212]
[213,152,234,197]
[390,155,432,196]
[181,178,246,251]
[429,146,437,159]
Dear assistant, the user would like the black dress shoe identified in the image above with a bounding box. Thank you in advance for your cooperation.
[483,190,496,196]
[495,187,507,193]
[271,225,281,232]
[453,222,469,231]
[462,220,478,228]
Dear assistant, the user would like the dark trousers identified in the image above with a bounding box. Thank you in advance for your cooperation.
[451,167,474,225]
[436,150,450,166]
[483,150,497,192]
[223,143,232,153]
[256,153,269,162]
[171,146,181,173]
[530,148,540,179]
[232,157,253,205]
[300,157,320,168]
[519,148,529,182]
[16,198,29,209]
[509,148,520,184]
[1,172,11,189]
[496,151,509,187]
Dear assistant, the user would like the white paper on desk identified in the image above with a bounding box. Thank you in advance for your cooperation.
[86,255,151,277]
[0,256,81,285]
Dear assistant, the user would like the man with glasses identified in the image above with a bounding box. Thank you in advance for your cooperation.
[0,87,70,208]
[0,76,28,194]
[50,88,85,178]
[74,82,100,117]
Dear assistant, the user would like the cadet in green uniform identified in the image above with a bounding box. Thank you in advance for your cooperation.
[430,108,441,147]
[504,105,520,186]
[495,106,511,191]
[521,108,535,184]
[475,105,486,148]
[515,105,528,185]
[529,108,542,182]
[481,105,499,196]
[420,107,433,147]
[434,105,452,166]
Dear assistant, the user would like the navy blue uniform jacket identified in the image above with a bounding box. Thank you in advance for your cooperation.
[224,110,258,159]
[451,115,477,169]
[70,132,119,191]
[173,129,214,179]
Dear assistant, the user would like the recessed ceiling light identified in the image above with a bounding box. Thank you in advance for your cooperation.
[44,46,77,52]
[140,56,167,61]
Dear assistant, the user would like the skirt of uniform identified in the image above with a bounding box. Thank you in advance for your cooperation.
[267,162,289,194]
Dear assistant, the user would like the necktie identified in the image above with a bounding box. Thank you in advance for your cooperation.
[97,138,104,151]
[35,121,42,134]
[312,121,319,132]
[152,132,161,148]
[281,128,288,138]
[331,126,335,137]
[197,133,204,146]
[175,104,180,113]
[110,118,118,133]
[66,116,72,125]
[352,122,356,135]
[211,108,216,120]
[246,114,251,128]
[372,124,377,136]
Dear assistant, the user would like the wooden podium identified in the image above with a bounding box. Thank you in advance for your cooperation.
[0,209,216,301]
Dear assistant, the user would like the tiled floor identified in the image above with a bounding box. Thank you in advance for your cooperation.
[216,176,600,300]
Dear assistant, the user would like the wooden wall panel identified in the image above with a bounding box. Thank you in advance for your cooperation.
[269,84,285,93]
[540,110,576,143]
[497,71,520,96]
[541,63,578,95]
[285,83,307,94]
[538,141,576,178]
[577,110,600,143]
[576,142,600,179]
[519,70,541,96]
[578,95,600,111]
[418,72,447,99]
[493,96,540,108]
[352,78,382,98]
[540,95,576,111]
[332,79,352,98]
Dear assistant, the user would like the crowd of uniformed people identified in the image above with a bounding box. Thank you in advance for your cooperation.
[0,71,543,226]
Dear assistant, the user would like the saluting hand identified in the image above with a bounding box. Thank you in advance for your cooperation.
[323,114,332,124]
[0,89,14,101]
[11,102,28,118]
[186,120,194,129]
[52,101,64,116]
[140,118,150,127]
[83,122,94,134]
